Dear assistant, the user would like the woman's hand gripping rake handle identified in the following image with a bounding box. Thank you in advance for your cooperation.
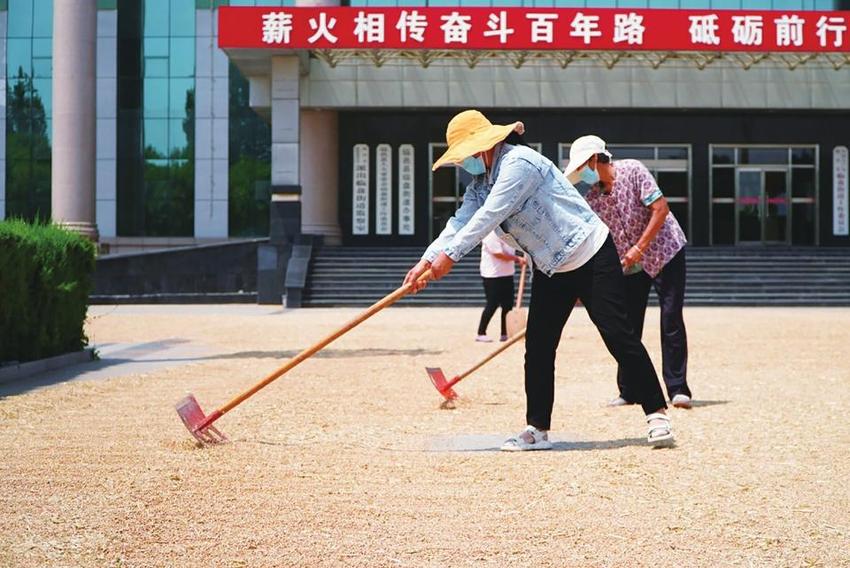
[184,270,433,440]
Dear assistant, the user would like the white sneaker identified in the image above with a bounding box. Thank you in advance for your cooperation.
[646,413,675,448]
[501,426,553,451]
[607,396,632,407]
[671,394,692,409]
[475,335,493,342]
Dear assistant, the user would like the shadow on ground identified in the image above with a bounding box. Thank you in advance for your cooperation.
[0,340,202,398]
[423,434,651,453]
[207,348,443,360]
[688,400,730,408]
[0,341,444,399]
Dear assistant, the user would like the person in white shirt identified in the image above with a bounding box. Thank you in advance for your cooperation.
[477,231,526,342]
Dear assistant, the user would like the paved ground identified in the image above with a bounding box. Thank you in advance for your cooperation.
[1,305,848,567]
[0,340,214,398]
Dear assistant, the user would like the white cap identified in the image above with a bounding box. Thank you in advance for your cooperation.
[563,135,613,177]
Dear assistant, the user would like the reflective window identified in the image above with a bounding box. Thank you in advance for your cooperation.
[712,204,735,245]
[32,38,52,58]
[7,4,33,39]
[169,39,195,76]
[712,147,735,165]
[144,0,169,37]
[429,142,476,239]
[229,63,271,237]
[143,120,169,158]
[792,203,816,245]
[656,171,688,198]
[791,168,816,199]
[613,146,655,160]
[145,57,169,77]
[791,147,816,165]
[170,0,196,36]
[712,167,735,199]
[658,147,688,160]
[117,0,195,236]
[431,160,456,199]
[739,147,788,165]
[5,0,54,221]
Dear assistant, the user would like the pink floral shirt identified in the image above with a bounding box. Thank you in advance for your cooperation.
[584,159,687,278]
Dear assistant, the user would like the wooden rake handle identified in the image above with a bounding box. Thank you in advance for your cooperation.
[515,254,528,310]
[218,269,433,415]
[455,328,526,384]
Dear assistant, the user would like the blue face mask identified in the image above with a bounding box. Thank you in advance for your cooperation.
[460,156,486,176]
[579,165,600,186]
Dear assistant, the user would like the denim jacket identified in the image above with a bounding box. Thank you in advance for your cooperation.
[423,143,604,276]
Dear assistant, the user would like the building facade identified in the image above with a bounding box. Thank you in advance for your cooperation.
[1,0,274,253]
[1,0,849,253]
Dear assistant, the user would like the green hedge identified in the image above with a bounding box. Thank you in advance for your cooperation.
[0,219,96,363]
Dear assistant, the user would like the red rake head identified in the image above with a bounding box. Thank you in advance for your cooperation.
[425,367,458,400]
[175,394,228,445]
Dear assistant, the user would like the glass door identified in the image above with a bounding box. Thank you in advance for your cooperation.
[736,168,790,244]
[763,170,789,243]
[712,145,817,246]
[737,169,762,244]
[429,143,471,240]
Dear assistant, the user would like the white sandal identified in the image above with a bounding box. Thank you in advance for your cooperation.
[501,426,553,451]
[646,413,675,448]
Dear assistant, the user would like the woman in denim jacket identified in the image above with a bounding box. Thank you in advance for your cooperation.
[404,110,675,449]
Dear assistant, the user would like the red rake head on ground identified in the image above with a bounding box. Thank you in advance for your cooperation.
[174,270,434,445]
[425,367,459,401]
[175,394,228,445]
[424,329,527,404]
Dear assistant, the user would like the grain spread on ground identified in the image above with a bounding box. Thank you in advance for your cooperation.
[1,305,848,567]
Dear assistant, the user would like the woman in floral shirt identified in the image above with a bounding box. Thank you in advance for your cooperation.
[565,135,693,409]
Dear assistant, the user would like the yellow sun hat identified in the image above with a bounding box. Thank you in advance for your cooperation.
[431,110,518,171]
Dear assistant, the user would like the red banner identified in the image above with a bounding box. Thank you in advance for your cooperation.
[219,7,849,52]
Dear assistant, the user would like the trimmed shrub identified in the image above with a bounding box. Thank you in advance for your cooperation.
[0,219,96,363]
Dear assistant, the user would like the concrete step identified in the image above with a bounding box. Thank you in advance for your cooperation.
[304,245,850,307]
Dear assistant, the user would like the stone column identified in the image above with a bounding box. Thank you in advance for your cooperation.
[258,0,340,305]
[293,0,341,245]
[52,0,98,240]
[300,109,341,244]
[269,54,301,244]
[259,55,301,304]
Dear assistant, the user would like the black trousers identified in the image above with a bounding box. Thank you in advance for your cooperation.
[478,276,514,336]
[525,237,667,430]
[616,248,691,401]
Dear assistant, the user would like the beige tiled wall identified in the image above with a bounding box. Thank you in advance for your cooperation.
[195,7,230,239]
